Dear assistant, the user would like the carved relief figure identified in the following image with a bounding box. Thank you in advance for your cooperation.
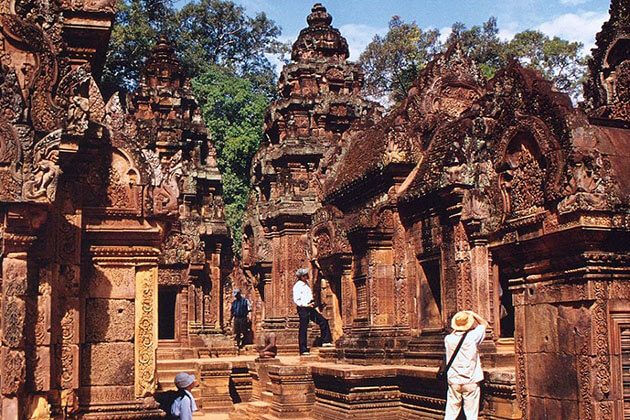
[143,149,184,216]
[499,133,546,219]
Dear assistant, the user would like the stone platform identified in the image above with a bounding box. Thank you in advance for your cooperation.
[155,350,519,419]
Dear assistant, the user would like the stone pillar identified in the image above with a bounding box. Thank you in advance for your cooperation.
[249,358,281,402]
[262,228,309,352]
[264,364,314,420]
[0,206,48,419]
[366,245,395,327]
[134,265,158,397]
[55,210,82,416]
[79,244,162,417]
[339,258,354,332]
[1,255,29,418]
[198,361,234,412]
[207,242,223,330]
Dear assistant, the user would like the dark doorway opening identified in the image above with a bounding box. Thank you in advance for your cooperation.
[158,288,177,340]
[498,270,515,338]
[418,258,443,329]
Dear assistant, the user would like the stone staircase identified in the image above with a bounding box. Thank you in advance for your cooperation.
[156,358,204,409]
[229,401,272,419]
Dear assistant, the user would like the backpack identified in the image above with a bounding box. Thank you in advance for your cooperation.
[170,390,192,419]
[155,389,189,420]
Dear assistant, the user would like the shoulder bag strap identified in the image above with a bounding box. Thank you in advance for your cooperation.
[445,330,469,373]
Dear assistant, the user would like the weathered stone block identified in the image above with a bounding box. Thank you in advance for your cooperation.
[2,258,28,296]
[556,303,591,356]
[2,297,25,348]
[85,298,134,342]
[60,298,81,345]
[526,353,578,400]
[198,361,234,412]
[87,265,135,299]
[28,346,51,391]
[1,348,26,395]
[265,364,314,419]
[35,294,51,346]
[524,304,559,353]
[81,342,134,386]
[59,344,80,389]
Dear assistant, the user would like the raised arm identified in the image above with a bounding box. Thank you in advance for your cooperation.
[467,311,489,329]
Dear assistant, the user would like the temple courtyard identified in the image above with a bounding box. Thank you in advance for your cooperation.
[0,0,629,418]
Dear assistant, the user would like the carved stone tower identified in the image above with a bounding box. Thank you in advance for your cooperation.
[242,3,380,351]
[129,38,231,357]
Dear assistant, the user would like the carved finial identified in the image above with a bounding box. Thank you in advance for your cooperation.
[292,3,349,62]
[307,3,332,27]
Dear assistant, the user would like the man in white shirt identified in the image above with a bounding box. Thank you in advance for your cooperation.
[293,268,333,355]
[444,310,488,420]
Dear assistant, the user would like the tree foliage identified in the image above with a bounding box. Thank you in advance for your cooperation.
[191,67,268,252]
[176,0,286,86]
[102,0,175,96]
[360,16,441,103]
[502,30,586,95]
[359,16,588,104]
[102,0,288,97]
[447,18,505,79]
[103,0,288,252]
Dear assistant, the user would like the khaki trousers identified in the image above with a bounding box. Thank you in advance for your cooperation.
[444,382,480,420]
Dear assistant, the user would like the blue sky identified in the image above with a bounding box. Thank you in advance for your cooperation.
[176,0,611,64]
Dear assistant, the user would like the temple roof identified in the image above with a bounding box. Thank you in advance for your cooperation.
[324,44,485,203]
[584,0,630,123]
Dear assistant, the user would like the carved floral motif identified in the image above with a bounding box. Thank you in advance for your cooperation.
[135,267,157,397]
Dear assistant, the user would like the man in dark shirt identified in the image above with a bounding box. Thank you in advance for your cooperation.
[230,289,250,350]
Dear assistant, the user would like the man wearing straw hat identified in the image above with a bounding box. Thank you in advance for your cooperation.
[444,310,488,420]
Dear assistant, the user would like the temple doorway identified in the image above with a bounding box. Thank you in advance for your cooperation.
[497,269,515,338]
[158,287,178,340]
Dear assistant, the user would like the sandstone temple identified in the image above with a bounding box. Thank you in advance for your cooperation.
[0,0,629,418]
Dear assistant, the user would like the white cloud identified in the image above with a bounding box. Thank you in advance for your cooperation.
[559,0,590,5]
[338,23,388,61]
[438,26,452,44]
[266,34,293,75]
[536,11,609,53]
[498,21,521,42]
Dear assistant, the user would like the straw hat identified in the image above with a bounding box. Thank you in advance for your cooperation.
[451,311,475,331]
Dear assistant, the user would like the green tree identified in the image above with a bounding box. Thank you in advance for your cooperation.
[502,30,586,100]
[102,0,175,96]
[359,16,441,103]
[447,18,505,79]
[176,0,287,91]
[360,16,587,105]
[103,0,288,97]
[191,66,268,252]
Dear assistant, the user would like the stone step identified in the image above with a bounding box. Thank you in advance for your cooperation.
[229,401,271,420]
[157,359,198,370]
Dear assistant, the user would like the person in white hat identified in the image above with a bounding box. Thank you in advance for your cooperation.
[444,310,488,420]
[171,372,198,420]
[292,268,333,355]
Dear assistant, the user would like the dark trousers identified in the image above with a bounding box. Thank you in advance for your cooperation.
[233,317,248,348]
[297,306,332,353]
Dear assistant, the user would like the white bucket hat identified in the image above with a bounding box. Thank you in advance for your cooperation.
[174,372,195,389]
